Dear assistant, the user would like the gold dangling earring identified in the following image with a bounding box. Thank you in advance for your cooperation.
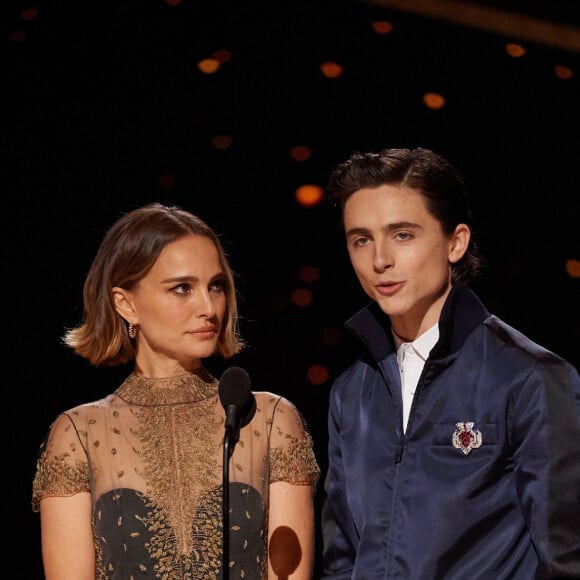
[128,323,137,339]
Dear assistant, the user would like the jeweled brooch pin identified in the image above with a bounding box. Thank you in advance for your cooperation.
[452,421,482,455]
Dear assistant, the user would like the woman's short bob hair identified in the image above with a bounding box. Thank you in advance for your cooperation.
[63,202,244,367]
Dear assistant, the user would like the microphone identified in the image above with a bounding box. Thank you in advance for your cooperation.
[219,366,256,580]
[219,366,256,436]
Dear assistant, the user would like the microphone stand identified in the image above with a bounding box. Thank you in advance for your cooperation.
[218,379,255,580]
[222,425,236,580]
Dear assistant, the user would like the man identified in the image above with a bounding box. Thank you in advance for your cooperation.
[321,147,580,579]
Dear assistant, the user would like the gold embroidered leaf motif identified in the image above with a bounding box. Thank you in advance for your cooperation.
[31,453,90,511]
[270,435,320,486]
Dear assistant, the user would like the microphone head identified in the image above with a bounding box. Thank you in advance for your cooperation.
[219,366,252,410]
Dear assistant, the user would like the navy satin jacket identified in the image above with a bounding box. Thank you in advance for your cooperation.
[322,283,580,579]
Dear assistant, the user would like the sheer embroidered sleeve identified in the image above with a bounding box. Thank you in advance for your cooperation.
[268,397,320,488]
[31,411,91,511]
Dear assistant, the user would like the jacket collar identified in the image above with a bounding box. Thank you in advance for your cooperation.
[345,283,490,363]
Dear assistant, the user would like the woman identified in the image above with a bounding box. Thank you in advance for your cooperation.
[32,202,320,580]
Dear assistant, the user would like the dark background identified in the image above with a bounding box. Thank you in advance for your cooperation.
[5,0,579,577]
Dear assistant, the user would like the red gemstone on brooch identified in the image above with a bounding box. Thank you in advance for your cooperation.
[452,421,482,455]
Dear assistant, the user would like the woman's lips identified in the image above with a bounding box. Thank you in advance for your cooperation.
[190,326,217,339]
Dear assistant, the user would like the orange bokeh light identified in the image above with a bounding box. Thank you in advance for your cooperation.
[372,20,393,34]
[565,259,580,278]
[298,265,320,284]
[213,50,232,63]
[9,30,26,43]
[291,288,313,307]
[321,61,343,79]
[21,8,38,20]
[211,135,233,151]
[423,92,446,110]
[554,65,573,80]
[290,146,312,162]
[198,58,220,74]
[505,43,526,58]
[306,364,330,385]
[295,184,324,207]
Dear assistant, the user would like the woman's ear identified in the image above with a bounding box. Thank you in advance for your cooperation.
[448,223,471,264]
[112,287,137,324]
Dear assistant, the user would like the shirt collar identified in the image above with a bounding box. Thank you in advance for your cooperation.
[394,323,440,362]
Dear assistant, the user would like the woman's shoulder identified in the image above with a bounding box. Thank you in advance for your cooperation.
[253,390,295,412]
[48,393,117,426]
[253,390,283,402]
[252,391,312,431]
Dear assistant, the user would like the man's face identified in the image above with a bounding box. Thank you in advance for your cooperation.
[343,184,467,339]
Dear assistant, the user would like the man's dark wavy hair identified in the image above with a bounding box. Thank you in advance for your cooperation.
[327,146,483,284]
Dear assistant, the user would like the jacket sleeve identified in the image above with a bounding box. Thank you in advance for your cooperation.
[512,358,580,577]
[320,381,358,580]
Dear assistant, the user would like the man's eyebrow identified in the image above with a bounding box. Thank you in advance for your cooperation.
[346,221,422,237]
[345,226,371,237]
[384,221,422,231]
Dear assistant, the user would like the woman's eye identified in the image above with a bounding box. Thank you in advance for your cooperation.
[172,283,191,294]
[209,279,226,292]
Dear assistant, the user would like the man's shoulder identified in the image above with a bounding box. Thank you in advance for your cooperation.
[483,315,571,368]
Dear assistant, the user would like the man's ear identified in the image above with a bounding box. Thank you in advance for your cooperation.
[112,287,137,324]
[448,223,470,264]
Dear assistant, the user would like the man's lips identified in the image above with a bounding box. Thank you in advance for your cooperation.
[375,281,405,296]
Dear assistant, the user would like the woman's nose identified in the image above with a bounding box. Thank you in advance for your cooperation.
[197,289,217,317]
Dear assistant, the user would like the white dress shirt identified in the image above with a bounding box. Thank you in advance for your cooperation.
[394,324,439,432]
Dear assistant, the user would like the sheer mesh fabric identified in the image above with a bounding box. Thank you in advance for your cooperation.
[32,368,320,579]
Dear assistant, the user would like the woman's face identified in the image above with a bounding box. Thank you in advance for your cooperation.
[118,234,228,374]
